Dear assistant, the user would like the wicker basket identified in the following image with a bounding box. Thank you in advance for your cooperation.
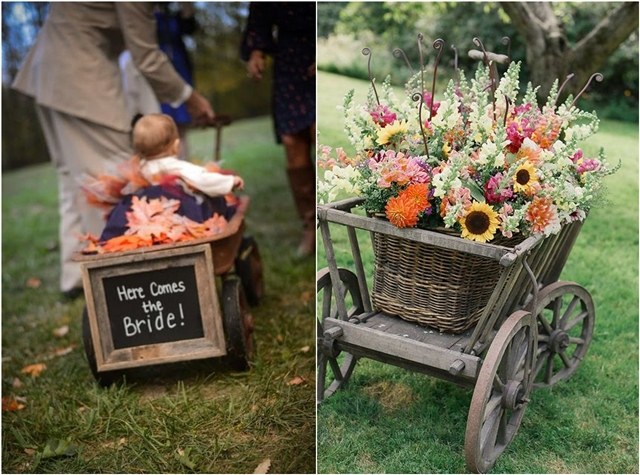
[371,228,524,334]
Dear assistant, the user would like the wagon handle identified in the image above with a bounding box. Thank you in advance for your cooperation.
[209,114,233,162]
[499,234,545,267]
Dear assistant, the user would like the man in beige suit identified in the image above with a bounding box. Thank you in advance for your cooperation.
[13,3,214,298]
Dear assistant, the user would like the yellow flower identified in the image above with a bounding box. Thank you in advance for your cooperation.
[460,202,499,243]
[512,161,539,194]
[376,120,409,146]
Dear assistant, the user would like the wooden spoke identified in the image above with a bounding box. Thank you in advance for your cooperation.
[465,311,536,473]
[558,349,572,369]
[328,357,344,382]
[563,311,589,332]
[560,295,580,324]
[527,282,595,389]
[316,268,363,403]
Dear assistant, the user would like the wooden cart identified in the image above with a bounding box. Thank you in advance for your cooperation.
[75,196,264,385]
[317,197,594,473]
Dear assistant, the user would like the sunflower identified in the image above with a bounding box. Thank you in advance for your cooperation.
[512,161,539,194]
[460,202,499,243]
[376,120,409,146]
[385,194,420,228]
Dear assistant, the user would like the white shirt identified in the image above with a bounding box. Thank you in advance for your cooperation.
[141,156,236,197]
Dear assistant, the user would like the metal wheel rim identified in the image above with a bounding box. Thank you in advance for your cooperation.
[317,267,362,403]
[528,281,594,389]
[465,310,537,473]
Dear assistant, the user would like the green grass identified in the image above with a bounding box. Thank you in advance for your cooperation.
[2,116,316,473]
[316,71,639,473]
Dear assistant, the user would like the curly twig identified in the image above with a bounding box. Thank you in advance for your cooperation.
[362,47,380,105]
[429,38,445,120]
[570,72,604,109]
[412,91,429,159]
[553,73,575,107]
[393,48,414,74]
[501,36,511,63]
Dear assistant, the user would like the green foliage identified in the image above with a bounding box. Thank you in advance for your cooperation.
[318,1,638,122]
[2,117,315,474]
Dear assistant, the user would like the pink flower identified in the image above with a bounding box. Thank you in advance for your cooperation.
[571,149,583,163]
[423,92,440,116]
[369,104,397,127]
[484,173,513,204]
[368,151,430,188]
[577,158,601,174]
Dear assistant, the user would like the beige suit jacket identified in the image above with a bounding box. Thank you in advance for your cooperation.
[12,2,188,132]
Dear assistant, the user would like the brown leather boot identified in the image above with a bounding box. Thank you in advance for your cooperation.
[286,166,316,258]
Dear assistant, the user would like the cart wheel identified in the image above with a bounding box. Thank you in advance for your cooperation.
[235,235,264,306]
[465,310,537,473]
[317,267,363,404]
[82,307,123,387]
[222,276,255,370]
[527,281,595,389]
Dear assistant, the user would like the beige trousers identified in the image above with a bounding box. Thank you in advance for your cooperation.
[36,105,131,292]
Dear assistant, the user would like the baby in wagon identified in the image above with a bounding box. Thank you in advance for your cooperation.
[99,113,244,241]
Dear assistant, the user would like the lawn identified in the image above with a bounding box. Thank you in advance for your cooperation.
[316,71,639,474]
[2,116,316,473]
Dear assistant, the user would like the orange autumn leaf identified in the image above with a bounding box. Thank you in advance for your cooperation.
[101,234,153,253]
[287,376,306,386]
[2,396,26,412]
[20,363,46,377]
[25,277,41,289]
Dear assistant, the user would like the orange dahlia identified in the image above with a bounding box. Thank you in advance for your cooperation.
[526,196,557,234]
[400,183,430,211]
[385,194,420,228]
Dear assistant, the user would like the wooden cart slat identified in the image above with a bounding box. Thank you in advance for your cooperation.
[324,316,481,380]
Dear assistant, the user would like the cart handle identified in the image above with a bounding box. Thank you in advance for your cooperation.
[499,234,545,267]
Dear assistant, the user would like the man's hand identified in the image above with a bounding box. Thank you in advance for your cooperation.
[185,89,215,126]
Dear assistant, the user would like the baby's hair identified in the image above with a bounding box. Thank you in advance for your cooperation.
[133,113,179,159]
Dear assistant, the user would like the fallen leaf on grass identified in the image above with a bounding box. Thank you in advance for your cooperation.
[253,458,271,474]
[53,325,69,338]
[103,437,127,450]
[2,396,26,412]
[300,290,313,303]
[24,448,37,456]
[175,447,196,470]
[41,439,77,459]
[287,376,305,386]
[53,345,75,357]
[299,345,311,353]
[21,363,46,377]
[12,377,23,388]
[276,334,284,343]
[25,277,41,289]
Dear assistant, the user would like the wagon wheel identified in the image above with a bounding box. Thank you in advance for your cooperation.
[81,307,124,387]
[235,235,264,307]
[527,281,595,389]
[317,267,363,404]
[465,310,537,473]
[221,276,255,371]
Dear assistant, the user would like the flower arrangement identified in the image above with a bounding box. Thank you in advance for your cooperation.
[318,38,619,243]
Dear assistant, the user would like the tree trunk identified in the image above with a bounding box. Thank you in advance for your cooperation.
[501,2,639,104]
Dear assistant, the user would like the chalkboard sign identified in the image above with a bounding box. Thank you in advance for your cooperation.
[80,244,226,372]
[103,265,204,349]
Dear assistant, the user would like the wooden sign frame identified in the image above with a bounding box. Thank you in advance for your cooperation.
[81,244,226,372]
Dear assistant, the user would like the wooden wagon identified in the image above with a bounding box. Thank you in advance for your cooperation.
[75,196,263,385]
[317,197,594,473]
